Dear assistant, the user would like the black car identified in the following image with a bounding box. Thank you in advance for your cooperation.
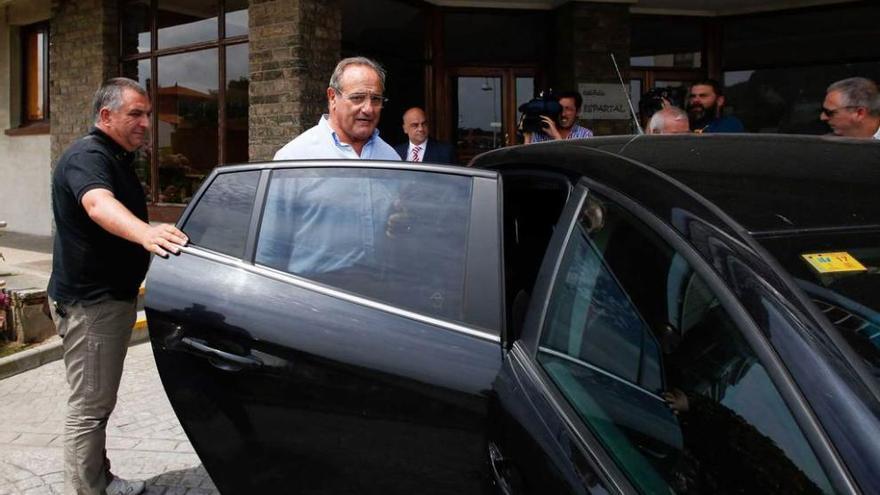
[146,134,880,494]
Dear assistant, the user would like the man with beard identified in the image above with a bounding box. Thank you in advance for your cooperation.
[821,77,880,139]
[525,90,594,143]
[686,80,744,133]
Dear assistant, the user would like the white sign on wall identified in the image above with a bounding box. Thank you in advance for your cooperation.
[578,83,631,120]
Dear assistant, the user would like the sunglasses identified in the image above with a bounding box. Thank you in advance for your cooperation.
[821,105,859,117]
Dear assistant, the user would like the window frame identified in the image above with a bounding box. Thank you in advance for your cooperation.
[537,220,667,394]
[117,0,249,219]
[177,161,504,333]
[179,168,262,259]
[5,22,50,136]
[517,177,854,494]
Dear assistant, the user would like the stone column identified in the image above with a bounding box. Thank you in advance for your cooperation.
[50,0,119,165]
[249,0,341,161]
[553,2,632,136]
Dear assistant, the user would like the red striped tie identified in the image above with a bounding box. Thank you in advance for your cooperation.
[411,145,421,162]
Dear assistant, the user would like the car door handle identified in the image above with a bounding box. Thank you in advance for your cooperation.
[488,442,514,495]
[180,337,263,370]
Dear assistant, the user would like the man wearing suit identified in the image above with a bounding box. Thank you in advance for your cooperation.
[394,107,456,164]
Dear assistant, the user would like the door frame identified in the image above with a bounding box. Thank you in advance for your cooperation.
[443,66,541,160]
[630,68,705,91]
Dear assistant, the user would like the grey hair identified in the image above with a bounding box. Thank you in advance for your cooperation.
[328,56,386,93]
[647,106,689,134]
[827,77,880,116]
[92,78,148,124]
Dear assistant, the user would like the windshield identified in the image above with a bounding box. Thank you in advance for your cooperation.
[758,229,880,377]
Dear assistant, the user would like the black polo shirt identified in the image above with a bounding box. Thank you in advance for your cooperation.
[48,127,150,304]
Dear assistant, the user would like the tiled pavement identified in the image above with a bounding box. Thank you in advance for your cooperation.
[0,342,218,495]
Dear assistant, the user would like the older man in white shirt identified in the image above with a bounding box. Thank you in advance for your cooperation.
[821,77,880,139]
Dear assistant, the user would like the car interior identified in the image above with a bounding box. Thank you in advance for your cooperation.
[500,170,572,343]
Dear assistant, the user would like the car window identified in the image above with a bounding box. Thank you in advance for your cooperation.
[183,170,260,258]
[758,231,880,378]
[537,193,835,494]
[255,167,473,323]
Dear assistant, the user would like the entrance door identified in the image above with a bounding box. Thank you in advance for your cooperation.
[449,67,537,163]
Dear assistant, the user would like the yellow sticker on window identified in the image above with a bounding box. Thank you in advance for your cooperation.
[802,252,867,274]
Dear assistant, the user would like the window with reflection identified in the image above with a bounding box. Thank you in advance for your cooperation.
[455,76,503,159]
[157,0,218,49]
[723,62,880,134]
[157,50,219,203]
[256,168,473,323]
[719,3,880,134]
[184,170,260,258]
[120,59,153,201]
[120,0,249,210]
[539,193,835,494]
[631,15,703,69]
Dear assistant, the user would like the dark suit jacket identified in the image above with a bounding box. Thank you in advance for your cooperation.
[394,139,456,164]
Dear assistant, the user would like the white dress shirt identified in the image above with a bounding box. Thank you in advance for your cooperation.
[406,141,427,162]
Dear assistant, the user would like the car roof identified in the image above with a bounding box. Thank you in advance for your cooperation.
[472,134,880,235]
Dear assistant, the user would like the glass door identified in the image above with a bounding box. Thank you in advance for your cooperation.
[450,67,536,164]
[456,76,503,161]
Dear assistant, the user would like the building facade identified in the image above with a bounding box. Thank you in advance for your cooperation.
[1,0,878,233]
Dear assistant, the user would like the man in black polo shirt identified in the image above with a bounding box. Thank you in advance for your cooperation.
[48,78,188,495]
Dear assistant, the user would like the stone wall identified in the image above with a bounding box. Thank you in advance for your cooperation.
[49,0,118,165]
[554,2,633,136]
[249,0,342,161]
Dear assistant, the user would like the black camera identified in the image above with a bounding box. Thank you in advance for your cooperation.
[639,86,686,119]
[519,90,562,134]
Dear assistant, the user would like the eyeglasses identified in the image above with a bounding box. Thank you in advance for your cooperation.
[336,91,388,108]
[821,105,859,117]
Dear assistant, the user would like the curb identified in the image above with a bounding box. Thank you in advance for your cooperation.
[0,310,148,381]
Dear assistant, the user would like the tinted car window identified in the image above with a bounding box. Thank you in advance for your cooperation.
[759,230,880,378]
[183,170,260,258]
[538,193,834,494]
[256,167,473,322]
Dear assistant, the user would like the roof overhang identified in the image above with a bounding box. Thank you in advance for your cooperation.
[425,0,857,16]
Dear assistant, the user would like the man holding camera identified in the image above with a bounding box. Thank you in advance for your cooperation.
[524,90,594,143]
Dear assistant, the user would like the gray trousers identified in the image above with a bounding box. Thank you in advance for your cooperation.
[49,297,137,495]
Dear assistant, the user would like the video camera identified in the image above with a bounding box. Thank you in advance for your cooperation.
[639,86,686,120]
[518,90,562,134]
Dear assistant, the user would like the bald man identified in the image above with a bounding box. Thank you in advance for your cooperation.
[394,107,456,164]
[647,107,690,134]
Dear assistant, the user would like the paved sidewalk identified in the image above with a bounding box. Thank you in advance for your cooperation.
[0,231,52,291]
[0,342,218,495]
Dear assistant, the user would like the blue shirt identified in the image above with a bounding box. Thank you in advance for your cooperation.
[264,116,400,276]
[698,115,745,133]
[273,115,401,160]
[256,170,396,275]
[532,123,594,143]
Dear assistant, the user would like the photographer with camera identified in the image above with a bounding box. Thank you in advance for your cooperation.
[521,90,593,144]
